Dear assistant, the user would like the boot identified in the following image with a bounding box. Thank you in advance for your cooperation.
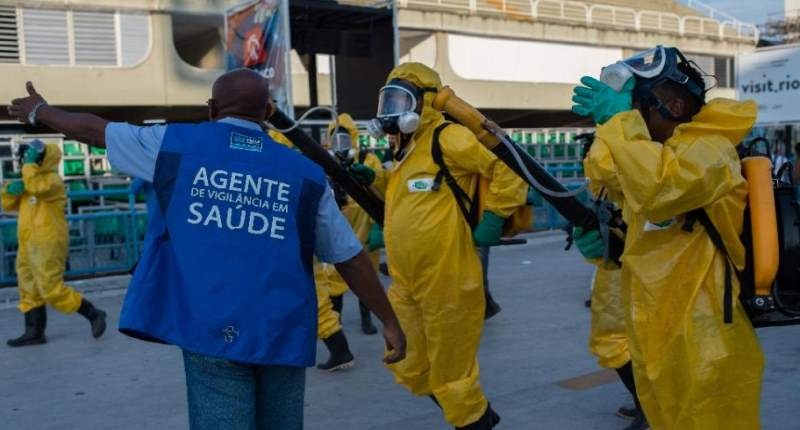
[623,411,650,430]
[455,404,500,429]
[359,301,378,335]
[7,306,47,347]
[616,404,638,420]
[484,287,502,320]
[77,299,107,339]
[317,330,354,372]
[330,295,344,322]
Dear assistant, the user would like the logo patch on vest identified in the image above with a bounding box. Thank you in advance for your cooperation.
[223,326,239,343]
[644,218,675,232]
[407,177,434,193]
[230,132,263,152]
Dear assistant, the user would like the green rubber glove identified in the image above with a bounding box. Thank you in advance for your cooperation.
[6,181,25,196]
[473,211,505,247]
[367,223,384,251]
[349,163,376,186]
[23,146,42,164]
[571,76,634,125]
[572,226,605,260]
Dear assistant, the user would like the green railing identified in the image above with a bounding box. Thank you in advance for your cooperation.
[0,187,147,287]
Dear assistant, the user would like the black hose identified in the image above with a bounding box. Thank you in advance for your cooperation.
[491,136,596,228]
[267,108,385,225]
[490,133,626,262]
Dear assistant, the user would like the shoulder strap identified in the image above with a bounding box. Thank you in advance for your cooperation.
[431,122,480,229]
[358,149,367,164]
[684,209,735,324]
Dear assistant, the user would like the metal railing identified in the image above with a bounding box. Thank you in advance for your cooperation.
[677,0,740,25]
[0,187,146,286]
[396,0,759,42]
[338,0,395,7]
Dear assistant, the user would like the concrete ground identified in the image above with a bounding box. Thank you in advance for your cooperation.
[0,231,798,429]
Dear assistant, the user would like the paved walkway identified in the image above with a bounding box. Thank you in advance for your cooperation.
[0,232,798,429]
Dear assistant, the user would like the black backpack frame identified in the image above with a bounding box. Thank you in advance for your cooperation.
[685,143,800,327]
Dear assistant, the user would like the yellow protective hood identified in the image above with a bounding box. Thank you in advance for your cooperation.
[327,113,359,143]
[386,63,444,133]
[672,98,757,146]
[40,144,62,172]
[268,130,294,149]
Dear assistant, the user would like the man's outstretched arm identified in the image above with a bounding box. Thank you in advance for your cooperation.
[7,82,108,148]
[335,250,406,364]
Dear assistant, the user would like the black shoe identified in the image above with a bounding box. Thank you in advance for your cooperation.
[379,262,389,276]
[484,298,502,320]
[77,299,107,339]
[616,404,638,420]
[489,407,501,427]
[359,301,378,335]
[484,288,502,320]
[317,330,354,372]
[7,306,47,347]
[456,404,500,429]
[623,411,650,430]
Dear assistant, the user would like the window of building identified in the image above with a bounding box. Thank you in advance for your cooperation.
[17,7,151,67]
[686,54,735,89]
[119,14,150,67]
[0,5,20,63]
[22,8,70,65]
[713,57,735,88]
[73,11,117,65]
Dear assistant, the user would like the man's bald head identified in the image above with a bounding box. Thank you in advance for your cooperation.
[209,68,270,122]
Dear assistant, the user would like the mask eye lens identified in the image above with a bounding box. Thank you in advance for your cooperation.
[332,133,352,153]
[622,46,666,79]
[376,85,416,118]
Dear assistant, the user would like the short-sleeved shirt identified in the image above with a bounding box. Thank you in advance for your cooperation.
[105,118,362,264]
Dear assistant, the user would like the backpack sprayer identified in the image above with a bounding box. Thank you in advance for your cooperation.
[431,87,626,262]
[734,138,800,327]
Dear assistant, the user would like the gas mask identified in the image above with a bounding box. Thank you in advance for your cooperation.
[366,79,436,139]
[329,130,355,164]
[17,139,46,169]
[600,45,706,122]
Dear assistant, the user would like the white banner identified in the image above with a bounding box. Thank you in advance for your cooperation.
[737,44,800,124]
[448,35,622,84]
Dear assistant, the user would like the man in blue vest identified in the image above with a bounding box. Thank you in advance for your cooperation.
[8,70,406,429]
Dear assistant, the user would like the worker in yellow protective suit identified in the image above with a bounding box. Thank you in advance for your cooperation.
[583,184,643,429]
[589,264,645,430]
[267,129,357,372]
[314,259,355,371]
[4,141,107,347]
[316,113,383,335]
[349,63,525,429]
[588,267,628,368]
[572,46,764,429]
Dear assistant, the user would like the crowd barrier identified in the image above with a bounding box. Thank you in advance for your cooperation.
[0,187,146,287]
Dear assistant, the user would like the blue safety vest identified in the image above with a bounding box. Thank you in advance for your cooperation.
[119,121,326,367]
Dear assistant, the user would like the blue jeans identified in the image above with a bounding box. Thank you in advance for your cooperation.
[182,349,306,430]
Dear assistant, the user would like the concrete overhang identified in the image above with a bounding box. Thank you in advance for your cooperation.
[398,8,756,58]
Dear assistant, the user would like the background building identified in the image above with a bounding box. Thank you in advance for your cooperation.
[0,0,764,282]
